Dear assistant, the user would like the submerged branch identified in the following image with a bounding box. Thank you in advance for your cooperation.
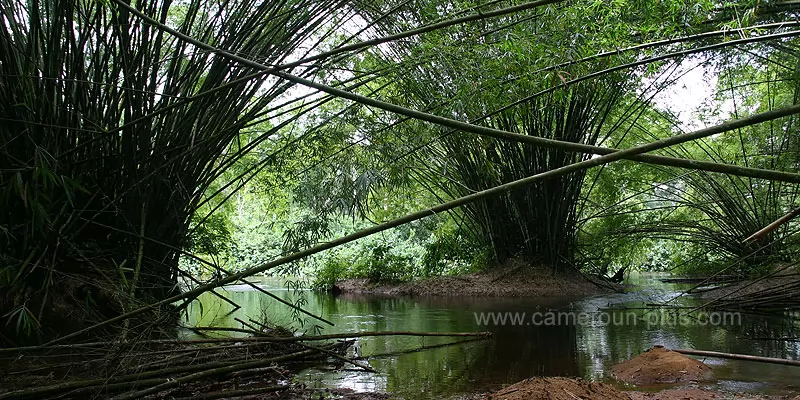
[674,348,800,367]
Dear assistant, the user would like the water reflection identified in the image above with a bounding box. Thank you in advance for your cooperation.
[184,273,800,399]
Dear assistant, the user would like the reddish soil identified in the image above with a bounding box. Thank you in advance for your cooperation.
[627,387,800,400]
[480,379,799,400]
[626,387,720,400]
[611,346,713,385]
[476,346,799,400]
[486,377,629,400]
[334,261,617,297]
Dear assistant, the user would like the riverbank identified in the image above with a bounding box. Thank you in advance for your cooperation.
[475,378,800,400]
[697,266,800,299]
[333,262,617,297]
[458,345,800,400]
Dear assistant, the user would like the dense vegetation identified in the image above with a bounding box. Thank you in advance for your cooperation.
[3,0,800,345]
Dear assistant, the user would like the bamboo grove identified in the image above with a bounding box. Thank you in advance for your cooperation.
[3,0,800,347]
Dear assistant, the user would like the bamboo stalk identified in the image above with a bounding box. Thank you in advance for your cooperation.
[2,0,345,349]
[674,348,800,367]
[115,0,800,189]
[177,268,240,311]
[129,203,146,296]
[743,206,800,244]
[530,22,800,82]
[238,278,334,326]
[108,0,565,133]
[110,349,317,400]
[172,386,289,400]
[3,331,492,354]
[297,342,376,373]
[45,103,800,346]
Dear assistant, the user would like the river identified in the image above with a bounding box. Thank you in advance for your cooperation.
[184,273,800,399]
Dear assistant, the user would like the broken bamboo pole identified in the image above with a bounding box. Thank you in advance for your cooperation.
[172,386,289,400]
[674,348,800,367]
[2,331,492,354]
[297,342,377,373]
[110,349,317,400]
[743,206,800,245]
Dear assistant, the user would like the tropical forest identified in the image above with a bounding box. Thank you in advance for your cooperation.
[2,0,800,398]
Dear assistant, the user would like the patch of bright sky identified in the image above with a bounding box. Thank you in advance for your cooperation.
[648,58,735,132]
[264,12,369,126]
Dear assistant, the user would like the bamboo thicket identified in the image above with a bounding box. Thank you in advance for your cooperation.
[0,0,344,344]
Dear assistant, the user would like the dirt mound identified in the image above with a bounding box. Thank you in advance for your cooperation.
[487,377,630,400]
[612,346,713,385]
[627,387,719,400]
[627,387,800,400]
[334,261,616,297]
[481,377,797,400]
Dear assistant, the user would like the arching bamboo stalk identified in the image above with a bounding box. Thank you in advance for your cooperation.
[45,102,800,346]
[108,0,565,133]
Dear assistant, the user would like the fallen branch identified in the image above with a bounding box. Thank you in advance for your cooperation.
[0,349,305,400]
[674,348,800,367]
[1,331,492,356]
[366,337,487,359]
[172,386,289,400]
[111,349,317,400]
[189,326,262,336]
[297,342,376,372]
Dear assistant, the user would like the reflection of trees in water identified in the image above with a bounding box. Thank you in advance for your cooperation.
[486,324,581,378]
[321,294,583,396]
[367,320,581,395]
[575,306,800,381]
[190,284,800,397]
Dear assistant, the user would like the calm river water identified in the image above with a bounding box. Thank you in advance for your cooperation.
[184,273,799,399]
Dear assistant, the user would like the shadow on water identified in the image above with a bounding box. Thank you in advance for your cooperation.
[184,273,800,399]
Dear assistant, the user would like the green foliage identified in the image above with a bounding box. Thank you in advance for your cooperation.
[1,0,349,343]
[310,235,419,289]
[356,243,415,283]
[308,216,486,290]
[3,305,40,338]
[313,257,350,291]
[187,213,232,259]
[421,221,489,277]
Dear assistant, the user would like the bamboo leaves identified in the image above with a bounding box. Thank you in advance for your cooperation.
[0,0,349,342]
